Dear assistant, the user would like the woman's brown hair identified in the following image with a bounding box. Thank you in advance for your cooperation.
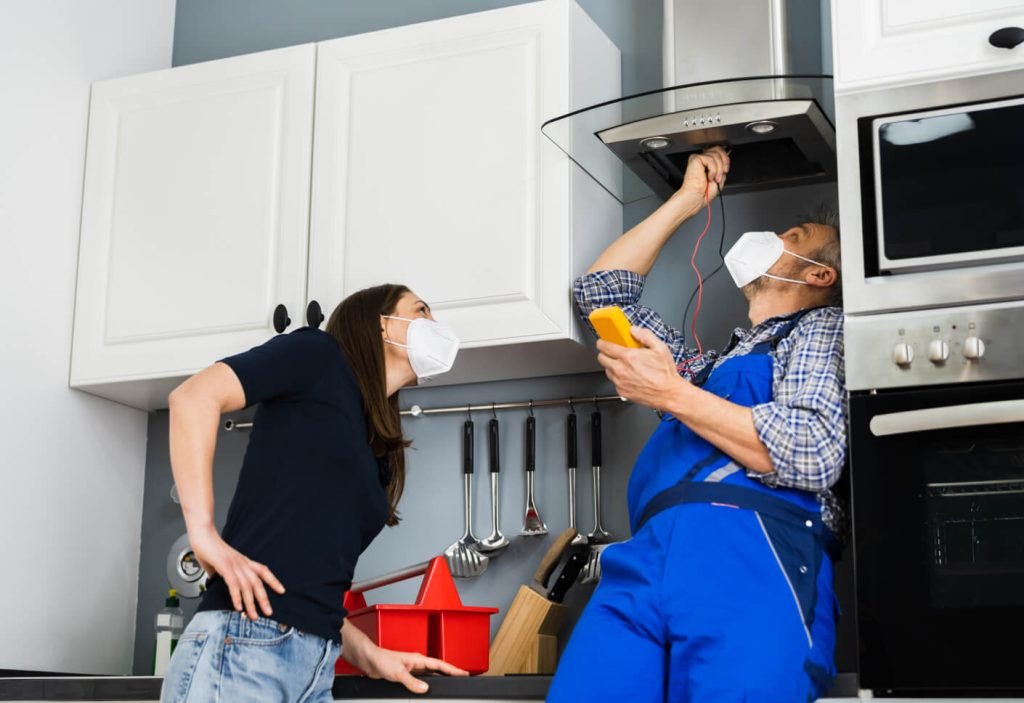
[325,284,411,526]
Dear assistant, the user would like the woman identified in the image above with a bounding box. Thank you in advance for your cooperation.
[160,284,463,703]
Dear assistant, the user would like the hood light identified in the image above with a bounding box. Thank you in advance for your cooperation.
[746,120,778,135]
[640,136,670,150]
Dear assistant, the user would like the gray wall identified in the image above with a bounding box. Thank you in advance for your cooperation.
[171,0,666,95]
[134,0,854,676]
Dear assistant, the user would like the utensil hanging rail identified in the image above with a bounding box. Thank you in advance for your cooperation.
[401,394,628,417]
[222,394,628,431]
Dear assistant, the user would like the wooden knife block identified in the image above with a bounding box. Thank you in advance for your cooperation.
[486,585,567,676]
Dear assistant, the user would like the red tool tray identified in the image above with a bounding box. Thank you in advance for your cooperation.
[335,556,498,676]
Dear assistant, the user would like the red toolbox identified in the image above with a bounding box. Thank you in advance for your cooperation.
[335,556,499,676]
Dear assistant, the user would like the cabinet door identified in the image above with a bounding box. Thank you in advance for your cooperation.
[71,45,315,401]
[834,0,1024,93]
[307,2,574,347]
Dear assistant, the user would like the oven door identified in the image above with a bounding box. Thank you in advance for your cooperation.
[850,380,1024,696]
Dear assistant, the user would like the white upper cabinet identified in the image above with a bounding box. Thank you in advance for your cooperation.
[833,0,1024,94]
[308,0,621,385]
[70,1,620,408]
[71,45,316,409]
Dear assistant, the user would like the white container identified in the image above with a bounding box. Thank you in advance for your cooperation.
[153,589,184,676]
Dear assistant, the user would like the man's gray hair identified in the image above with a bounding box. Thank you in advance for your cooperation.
[795,202,841,306]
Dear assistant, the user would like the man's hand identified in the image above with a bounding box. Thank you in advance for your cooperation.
[341,619,468,694]
[596,327,688,410]
[188,524,285,621]
[678,145,730,201]
[598,328,776,473]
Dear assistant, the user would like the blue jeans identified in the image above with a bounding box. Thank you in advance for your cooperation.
[160,610,339,703]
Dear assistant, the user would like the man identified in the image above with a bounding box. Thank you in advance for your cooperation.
[548,146,846,703]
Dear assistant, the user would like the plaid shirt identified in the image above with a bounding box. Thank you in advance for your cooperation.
[574,269,847,532]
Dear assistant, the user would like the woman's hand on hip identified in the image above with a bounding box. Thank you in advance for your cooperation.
[188,525,285,620]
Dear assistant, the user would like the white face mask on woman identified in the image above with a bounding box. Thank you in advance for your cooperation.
[382,316,460,383]
[723,231,827,288]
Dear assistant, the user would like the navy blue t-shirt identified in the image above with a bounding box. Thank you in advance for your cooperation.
[197,328,390,642]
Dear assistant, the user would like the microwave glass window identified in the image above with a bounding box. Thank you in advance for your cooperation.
[876,100,1024,261]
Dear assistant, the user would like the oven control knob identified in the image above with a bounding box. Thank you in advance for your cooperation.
[892,342,914,367]
[927,339,949,364]
[964,336,986,360]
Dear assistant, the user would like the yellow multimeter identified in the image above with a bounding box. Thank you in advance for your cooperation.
[588,306,642,348]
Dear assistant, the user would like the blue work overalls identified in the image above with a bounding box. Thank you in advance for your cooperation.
[548,310,838,703]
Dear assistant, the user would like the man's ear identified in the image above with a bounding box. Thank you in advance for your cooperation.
[805,265,837,288]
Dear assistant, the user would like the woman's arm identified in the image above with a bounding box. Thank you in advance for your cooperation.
[168,362,285,620]
[341,619,467,694]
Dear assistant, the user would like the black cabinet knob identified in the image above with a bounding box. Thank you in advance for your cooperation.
[989,26,1024,49]
[272,304,291,333]
[306,300,325,329]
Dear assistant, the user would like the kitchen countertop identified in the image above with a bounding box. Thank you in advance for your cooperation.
[0,675,550,701]
[0,673,864,701]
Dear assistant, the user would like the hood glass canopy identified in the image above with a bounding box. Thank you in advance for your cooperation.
[541,75,836,204]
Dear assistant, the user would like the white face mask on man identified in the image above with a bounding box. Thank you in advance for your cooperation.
[382,316,460,383]
[723,231,827,288]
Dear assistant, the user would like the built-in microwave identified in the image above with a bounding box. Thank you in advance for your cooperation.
[837,67,1024,315]
[870,97,1024,274]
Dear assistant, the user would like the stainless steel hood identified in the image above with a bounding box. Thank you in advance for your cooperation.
[541,1,836,203]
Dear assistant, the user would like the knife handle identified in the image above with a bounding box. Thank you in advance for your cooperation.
[463,420,474,475]
[567,412,577,469]
[525,415,536,473]
[489,418,500,473]
[533,527,577,588]
[591,410,602,467]
[548,549,589,603]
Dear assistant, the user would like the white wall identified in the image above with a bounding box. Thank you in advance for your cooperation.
[0,0,175,674]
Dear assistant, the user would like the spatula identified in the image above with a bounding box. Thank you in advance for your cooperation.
[443,420,489,578]
[520,414,548,536]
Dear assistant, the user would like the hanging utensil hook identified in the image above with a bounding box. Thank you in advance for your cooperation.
[528,400,534,417]
[491,402,498,419]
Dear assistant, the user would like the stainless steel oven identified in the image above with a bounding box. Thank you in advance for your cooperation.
[840,69,1024,693]
[837,66,1024,315]
[850,380,1024,696]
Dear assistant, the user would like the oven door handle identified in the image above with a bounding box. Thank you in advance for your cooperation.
[869,399,1024,436]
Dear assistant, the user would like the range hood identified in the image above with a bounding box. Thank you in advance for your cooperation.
[542,0,836,203]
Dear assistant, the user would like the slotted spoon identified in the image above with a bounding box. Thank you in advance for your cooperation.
[443,419,489,578]
[567,410,588,547]
[478,417,510,553]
